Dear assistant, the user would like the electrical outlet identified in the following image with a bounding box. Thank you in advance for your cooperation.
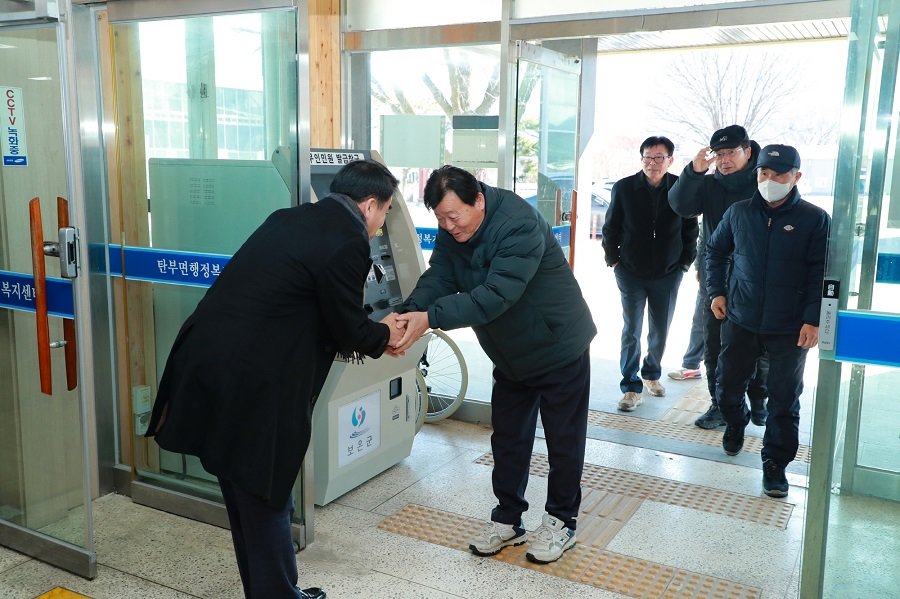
[132,385,153,436]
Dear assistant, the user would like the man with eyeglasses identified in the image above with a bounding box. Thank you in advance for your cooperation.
[668,125,770,430]
[706,145,829,497]
[602,136,698,412]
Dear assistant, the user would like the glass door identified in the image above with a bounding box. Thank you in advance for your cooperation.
[513,42,581,259]
[104,3,301,538]
[801,0,900,596]
[0,22,95,577]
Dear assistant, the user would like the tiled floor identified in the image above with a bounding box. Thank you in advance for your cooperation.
[0,394,812,599]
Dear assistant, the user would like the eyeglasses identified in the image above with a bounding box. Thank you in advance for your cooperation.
[714,148,744,158]
[641,155,670,164]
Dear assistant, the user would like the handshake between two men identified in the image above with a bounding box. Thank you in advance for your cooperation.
[378,311,431,357]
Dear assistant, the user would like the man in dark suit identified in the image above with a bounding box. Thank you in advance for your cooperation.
[146,160,404,599]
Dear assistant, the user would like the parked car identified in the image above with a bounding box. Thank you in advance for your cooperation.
[520,179,614,238]
[589,180,615,238]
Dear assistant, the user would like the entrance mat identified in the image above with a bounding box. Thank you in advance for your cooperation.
[587,407,812,464]
[34,589,91,599]
[379,503,761,599]
[475,451,794,529]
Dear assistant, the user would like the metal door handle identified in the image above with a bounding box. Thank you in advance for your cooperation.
[29,198,52,395]
[57,197,77,391]
[27,197,78,395]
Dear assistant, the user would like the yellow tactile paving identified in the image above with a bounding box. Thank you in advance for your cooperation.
[587,406,812,464]
[577,487,643,548]
[475,452,794,529]
[379,504,760,599]
[34,589,91,599]
[663,570,760,598]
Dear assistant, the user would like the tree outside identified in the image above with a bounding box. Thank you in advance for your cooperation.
[590,41,847,193]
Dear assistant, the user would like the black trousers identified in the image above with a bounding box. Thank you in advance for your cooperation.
[489,350,590,531]
[218,477,304,599]
[703,305,769,402]
[715,320,807,467]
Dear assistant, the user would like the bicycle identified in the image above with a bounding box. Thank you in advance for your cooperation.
[414,329,468,430]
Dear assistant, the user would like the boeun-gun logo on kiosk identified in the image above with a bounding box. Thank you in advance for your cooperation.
[338,391,381,467]
[349,406,368,438]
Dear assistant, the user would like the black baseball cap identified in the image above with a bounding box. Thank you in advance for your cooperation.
[709,125,749,151]
[756,144,801,174]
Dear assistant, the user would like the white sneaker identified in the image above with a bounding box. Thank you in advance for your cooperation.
[667,368,702,381]
[468,521,526,556]
[526,513,576,564]
[643,379,666,397]
[618,391,642,412]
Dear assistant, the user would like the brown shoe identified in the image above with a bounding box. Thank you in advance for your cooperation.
[643,379,666,397]
[618,391,643,411]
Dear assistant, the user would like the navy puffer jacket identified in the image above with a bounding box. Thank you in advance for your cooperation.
[706,189,830,335]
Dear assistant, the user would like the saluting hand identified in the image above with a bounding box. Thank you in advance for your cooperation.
[692,146,715,174]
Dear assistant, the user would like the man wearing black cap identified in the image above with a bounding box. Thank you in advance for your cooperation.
[668,125,770,430]
[706,144,830,497]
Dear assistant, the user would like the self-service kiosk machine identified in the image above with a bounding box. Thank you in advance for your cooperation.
[308,148,427,505]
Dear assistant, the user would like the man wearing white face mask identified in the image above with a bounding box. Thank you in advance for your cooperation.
[706,144,830,498]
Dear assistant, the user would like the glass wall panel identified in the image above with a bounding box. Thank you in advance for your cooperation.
[110,9,298,499]
[366,44,502,403]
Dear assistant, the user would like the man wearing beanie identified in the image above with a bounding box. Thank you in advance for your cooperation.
[706,144,830,497]
[668,125,770,430]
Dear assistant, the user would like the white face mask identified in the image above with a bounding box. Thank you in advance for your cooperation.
[758,178,793,203]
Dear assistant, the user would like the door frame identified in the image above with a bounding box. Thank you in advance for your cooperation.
[0,3,109,579]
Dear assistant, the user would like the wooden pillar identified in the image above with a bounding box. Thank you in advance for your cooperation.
[309,0,341,148]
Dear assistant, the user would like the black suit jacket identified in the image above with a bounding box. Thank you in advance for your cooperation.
[602,171,698,279]
[146,197,389,507]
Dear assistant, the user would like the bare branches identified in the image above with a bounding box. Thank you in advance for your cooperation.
[653,50,799,147]
[372,50,504,117]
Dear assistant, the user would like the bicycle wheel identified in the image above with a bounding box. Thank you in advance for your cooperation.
[414,369,427,433]
[421,329,468,423]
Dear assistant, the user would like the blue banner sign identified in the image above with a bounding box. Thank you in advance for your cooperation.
[416,228,438,250]
[4,225,571,319]
[0,270,73,318]
[834,310,900,368]
[107,244,229,287]
[416,226,572,250]
[552,225,571,247]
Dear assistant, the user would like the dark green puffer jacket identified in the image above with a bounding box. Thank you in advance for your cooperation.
[401,182,596,382]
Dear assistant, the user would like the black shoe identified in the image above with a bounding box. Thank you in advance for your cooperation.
[722,424,745,456]
[300,588,326,599]
[694,405,725,429]
[749,397,768,426]
[762,460,789,498]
